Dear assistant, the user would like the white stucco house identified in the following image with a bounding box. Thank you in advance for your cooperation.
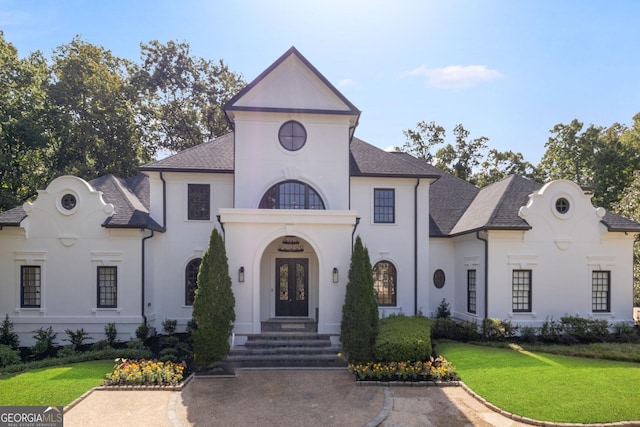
[1,47,639,346]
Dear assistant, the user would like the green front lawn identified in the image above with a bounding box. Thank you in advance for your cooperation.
[0,360,114,406]
[438,341,640,424]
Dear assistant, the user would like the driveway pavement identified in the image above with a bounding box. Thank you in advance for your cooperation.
[64,369,534,427]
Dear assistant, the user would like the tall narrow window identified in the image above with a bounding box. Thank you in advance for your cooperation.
[373,261,396,306]
[188,184,210,220]
[97,266,117,308]
[467,269,477,314]
[592,271,610,312]
[374,189,395,223]
[185,258,202,306]
[21,266,41,308]
[512,270,531,312]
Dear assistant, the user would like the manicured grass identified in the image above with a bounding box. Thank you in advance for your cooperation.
[0,360,114,406]
[437,341,640,424]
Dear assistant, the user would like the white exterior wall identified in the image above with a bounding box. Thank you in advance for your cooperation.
[350,176,430,317]
[144,171,233,332]
[0,176,144,345]
[487,180,636,326]
[233,112,351,210]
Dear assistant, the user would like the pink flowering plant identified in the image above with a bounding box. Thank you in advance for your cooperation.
[103,358,185,386]
[348,356,458,382]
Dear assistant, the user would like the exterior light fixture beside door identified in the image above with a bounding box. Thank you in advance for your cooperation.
[238,266,245,282]
[333,267,339,283]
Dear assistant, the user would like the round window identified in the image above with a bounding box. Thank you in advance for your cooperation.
[278,121,307,151]
[61,193,77,211]
[433,269,445,289]
[555,197,570,214]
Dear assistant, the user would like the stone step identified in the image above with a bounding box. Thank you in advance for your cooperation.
[230,345,340,356]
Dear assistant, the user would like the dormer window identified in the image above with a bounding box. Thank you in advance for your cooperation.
[278,121,306,151]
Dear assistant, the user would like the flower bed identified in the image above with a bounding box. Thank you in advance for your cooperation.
[348,356,459,382]
[103,358,185,386]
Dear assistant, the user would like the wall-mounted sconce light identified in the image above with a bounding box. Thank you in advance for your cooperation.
[238,266,245,282]
[332,267,339,283]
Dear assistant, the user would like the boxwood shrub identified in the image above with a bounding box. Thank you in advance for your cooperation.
[375,315,432,362]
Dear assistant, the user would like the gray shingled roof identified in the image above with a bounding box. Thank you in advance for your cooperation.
[90,174,163,231]
[0,206,27,226]
[449,175,537,236]
[349,138,441,178]
[140,133,234,173]
[601,211,640,232]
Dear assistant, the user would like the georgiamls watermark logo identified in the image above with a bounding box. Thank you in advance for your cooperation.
[0,406,63,427]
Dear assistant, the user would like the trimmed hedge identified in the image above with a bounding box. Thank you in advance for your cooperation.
[375,315,432,362]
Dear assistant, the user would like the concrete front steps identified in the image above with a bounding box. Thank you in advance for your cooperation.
[224,330,345,369]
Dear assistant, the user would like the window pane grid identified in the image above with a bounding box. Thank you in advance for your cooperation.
[21,266,41,308]
[374,189,395,223]
[467,269,477,314]
[185,258,201,306]
[512,270,531,312]
[373,261,396,306]
[188,184,210,220]
[592,271,610,312]
[259,180,325,210]
[98,266,117,308]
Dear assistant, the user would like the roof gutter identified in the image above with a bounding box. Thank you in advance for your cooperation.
[476,230,489,320]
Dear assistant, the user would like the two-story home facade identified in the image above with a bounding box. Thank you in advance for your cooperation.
[1,47,638,346]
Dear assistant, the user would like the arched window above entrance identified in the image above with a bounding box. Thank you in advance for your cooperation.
[258,180,325,210]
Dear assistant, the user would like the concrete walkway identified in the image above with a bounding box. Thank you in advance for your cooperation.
[64,369,534,427]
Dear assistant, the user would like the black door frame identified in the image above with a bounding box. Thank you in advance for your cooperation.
[275,258,309,317]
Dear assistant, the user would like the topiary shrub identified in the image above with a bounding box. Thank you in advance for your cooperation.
[192,228,235,369]
[104,323,118,347]
[135,323,150,341]
[435,299,451,319]
[340,236,379,364]
[375,315,432,363]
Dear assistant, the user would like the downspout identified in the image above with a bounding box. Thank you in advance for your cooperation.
[217,215,225,242]
[141,229,155,326]
[160,171,167,230]
[414,178,420,315]
[351,217,361,253]
[476,230,489,320]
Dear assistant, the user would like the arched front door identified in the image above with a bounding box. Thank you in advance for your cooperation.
[275,258,309,317]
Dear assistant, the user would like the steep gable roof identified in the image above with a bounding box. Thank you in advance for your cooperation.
[224,47,360,121]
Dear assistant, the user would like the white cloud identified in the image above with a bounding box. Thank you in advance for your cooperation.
[337,78,358,88]
[401,64,503,90]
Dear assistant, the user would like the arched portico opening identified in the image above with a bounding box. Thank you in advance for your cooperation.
[259,235,320,325]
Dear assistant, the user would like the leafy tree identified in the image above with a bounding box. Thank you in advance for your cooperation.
[538,117,640,209]
[400,120,446,162]
[612,170,640,306]
[0,32,49,212]
[475,149,537,188]
[131,40,246,153]
[436,124,489,183]
[192,228,235,368]
[340,236,379,364]
[47,36,151,180]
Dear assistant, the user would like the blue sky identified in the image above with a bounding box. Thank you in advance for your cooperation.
[2,0,639,164]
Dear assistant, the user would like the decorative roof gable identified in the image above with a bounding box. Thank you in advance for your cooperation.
[223,47,360,124]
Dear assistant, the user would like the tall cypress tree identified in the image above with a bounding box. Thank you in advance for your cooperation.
[340,236,379,364]
[192,228,235,368]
